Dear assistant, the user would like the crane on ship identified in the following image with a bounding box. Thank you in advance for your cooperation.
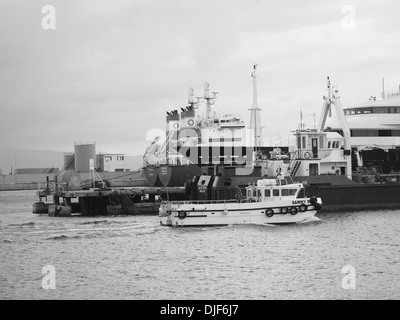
[317,77,353,179]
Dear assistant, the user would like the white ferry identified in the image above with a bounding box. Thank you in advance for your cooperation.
[159,178,322,227]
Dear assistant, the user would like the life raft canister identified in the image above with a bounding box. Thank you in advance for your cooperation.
[178,211,187,219]
[266,209,274,217]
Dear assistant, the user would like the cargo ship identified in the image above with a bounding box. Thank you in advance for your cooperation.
[142,65,272,187]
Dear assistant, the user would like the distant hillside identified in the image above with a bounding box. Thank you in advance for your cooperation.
[0,147,64,174]
[0,147,143,174]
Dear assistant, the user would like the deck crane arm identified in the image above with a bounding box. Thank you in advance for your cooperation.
[317,77,352,178]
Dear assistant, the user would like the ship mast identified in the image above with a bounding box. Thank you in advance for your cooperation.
[249,64,262,149]
[188,87,194,106]
[203,82,218,120]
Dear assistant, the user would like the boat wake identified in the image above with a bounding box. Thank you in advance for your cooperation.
[8,222,36,227]
[45,234,81,241]
[298,216,321,224]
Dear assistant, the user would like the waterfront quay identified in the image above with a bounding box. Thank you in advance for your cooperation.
[34,184,185,217]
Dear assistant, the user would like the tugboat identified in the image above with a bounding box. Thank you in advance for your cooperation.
[159,176,322,227]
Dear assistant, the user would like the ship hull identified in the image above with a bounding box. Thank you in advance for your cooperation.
[159,199,320,227]
[304,183,400,211]
[142,166,163,187]
[289,175,400,211]
[204,174,400,212]
[158,164,202,187]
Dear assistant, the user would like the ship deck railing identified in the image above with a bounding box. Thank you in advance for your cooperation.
[163,199,240,205]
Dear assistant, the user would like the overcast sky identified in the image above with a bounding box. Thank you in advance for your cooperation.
[1,0,400,156]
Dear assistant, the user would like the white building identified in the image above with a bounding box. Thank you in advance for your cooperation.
[96,153,126,172]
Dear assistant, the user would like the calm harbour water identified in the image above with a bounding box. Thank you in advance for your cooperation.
[0,190,399,300]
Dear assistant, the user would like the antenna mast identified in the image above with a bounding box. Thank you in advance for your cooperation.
[203,82,218,119]
[249,64,262,149]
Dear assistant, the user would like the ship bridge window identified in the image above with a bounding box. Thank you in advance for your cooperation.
[373,107,388,113]
[296,188,305,198]
[364,108,373,113]
[281,189,297,196]
[350,130,400,137]
[345,107,400,115]
[273,189,279,197]
[333,141,339,148]
[264,189,271,197]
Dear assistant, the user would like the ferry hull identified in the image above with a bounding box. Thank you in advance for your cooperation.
[159,199,320,227]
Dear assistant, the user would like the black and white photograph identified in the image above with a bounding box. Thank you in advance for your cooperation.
[1,0,399,304]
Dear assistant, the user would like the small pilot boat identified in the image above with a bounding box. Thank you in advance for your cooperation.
[159,178,322,227]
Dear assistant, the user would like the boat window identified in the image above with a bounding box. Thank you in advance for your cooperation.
[346,106,400,115]
[264,189,271,197]
[289,189,297,196]
[273,189,279,197]
[296,188,305,198]
[334,141,339,148]
[328,141,331,148]
[319,136,324,149]
[253,190,257,197]
[302,136,306,149]
[374,107,388,113]
[257,189,262,198]
[365,107,373,113]
[247,190,252,198]
[282,189,289,196]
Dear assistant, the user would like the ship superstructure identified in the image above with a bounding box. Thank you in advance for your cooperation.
[325,83,400,173]
[143,65,265,186]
